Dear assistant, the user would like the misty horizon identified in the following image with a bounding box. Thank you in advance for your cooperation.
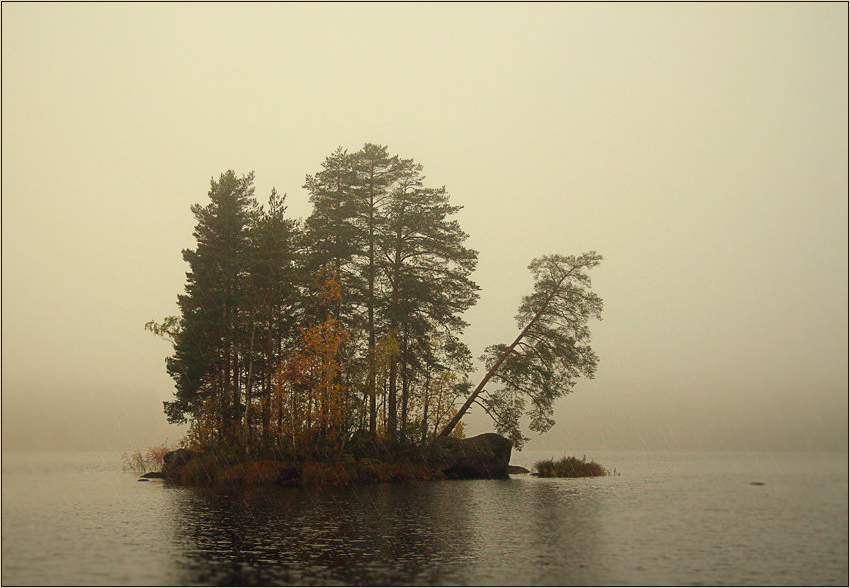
[2,3,847,453]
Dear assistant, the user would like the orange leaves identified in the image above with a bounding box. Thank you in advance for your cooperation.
[297,317,349,438]
[298,319,348,388]
[316,265,343,311]
[271,266,350,455]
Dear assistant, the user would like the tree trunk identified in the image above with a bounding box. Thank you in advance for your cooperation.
[229,295,240,438]
[400,331,409,444]
[367,172,378,438]
[262,352,271,449]
[261,305,274,448]
[243,318,256,455]
[219,360,228,441]
[432,379,444,439]
[387,354,397,442]
[277,389,284,450]
[421,369,431,446]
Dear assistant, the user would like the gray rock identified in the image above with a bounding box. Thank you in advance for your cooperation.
[140,471,165,479]
[506,465,530,475]
[433,433,512,479]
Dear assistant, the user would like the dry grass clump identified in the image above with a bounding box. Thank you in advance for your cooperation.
[533,455,608,478]
[122,443,174,474]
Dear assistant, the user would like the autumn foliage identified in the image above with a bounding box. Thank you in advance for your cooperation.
[122,442,174,474]
[271,267,350,457]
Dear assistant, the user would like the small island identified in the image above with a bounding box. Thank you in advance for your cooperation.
[137,432,521,486]
[140,144,606,485]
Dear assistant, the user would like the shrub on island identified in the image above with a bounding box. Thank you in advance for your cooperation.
[532,456,608,478]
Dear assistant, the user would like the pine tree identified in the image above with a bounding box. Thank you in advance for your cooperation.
[273,266,348,457]
[303,148,361,320]
[163,170,258,441]
[244,189,300,450]
[377,161,479,442]
[302,149,365,436]
[353,143,401,438]
[439,252,604,448]
[156,149,486,455]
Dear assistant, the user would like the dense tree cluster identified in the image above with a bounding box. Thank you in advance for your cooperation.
[150,143,604,457]
[150,145,478,458]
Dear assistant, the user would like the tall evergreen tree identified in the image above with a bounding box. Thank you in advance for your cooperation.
[164,171,258,440]
[302,148,365,434]
[377,162,479,441]
[244,188,300,449]
[155,148,488,456]
[353,143,401,437]
[303,148,361,317]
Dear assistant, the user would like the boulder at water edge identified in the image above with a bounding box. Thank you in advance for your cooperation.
[433,433,512,479]
[162,448,196,473]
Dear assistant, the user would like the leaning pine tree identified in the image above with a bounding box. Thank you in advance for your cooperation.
[439,252,603,448]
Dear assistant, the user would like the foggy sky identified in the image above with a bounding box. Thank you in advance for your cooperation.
[2,3,847,452]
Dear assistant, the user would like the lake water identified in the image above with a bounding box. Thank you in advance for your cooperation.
[2,449,847,586]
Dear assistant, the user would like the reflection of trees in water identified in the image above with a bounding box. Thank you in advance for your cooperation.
[167,482,477,585]
[441,478,604,585]
[524,480,604,584]
[164,479,605,585]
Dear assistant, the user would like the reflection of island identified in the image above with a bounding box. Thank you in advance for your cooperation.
[166,483,475,585]
[164,477,604,585]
